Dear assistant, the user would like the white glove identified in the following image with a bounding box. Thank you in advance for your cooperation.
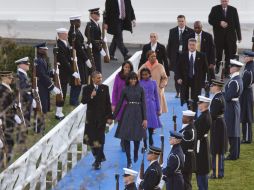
[86,60,92,68]
[53,68,59,75]
[14,114,22,124]
[132,20,136,27]
[32,99,37,108]
[89,43,93,49]
[72,72,80,79]
[0,118,2,126]
[103,36,107,43]
[52,87,61,95]
[100,49,106,56]
[0,139,3,149]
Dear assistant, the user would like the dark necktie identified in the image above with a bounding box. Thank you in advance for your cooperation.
[179,29,183,45]
[120,0,126,19]
[189,54,194,78]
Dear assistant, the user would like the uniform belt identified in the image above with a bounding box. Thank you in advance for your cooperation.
[217,114,224,118]
[175,170,182,174]
[187,149,194,152]
[204,134,208,138]
[128,102,141,104]
[231,98,239,101]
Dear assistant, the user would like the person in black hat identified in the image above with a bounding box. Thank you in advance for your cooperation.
[68,15,92,106]
[224,59,243,160]
[163,131,184,190]
[123,168,138,190]
[240,51,254,144]
[139,146,162,190]
[0,71,21,163]
[209,79,227,179]
[85,8,103,72]
[35,42,61,116]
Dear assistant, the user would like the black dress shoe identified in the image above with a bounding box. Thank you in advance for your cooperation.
[110,56,118,61]
[209,175,217,179]
[134,156,138,163]
[124,54,132,61]
[94,162,101,170]
[225,156,236,160]
[55,115,65,120]
[101,157,106,162]
[127,162,132,169]
[92,161,96,167]
[218,175,224,179]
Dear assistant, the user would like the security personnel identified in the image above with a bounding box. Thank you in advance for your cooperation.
[195,96,212,190]
[224,59,243,160]
[85,8,103,72]
[209,79,227,179]
[55,28,73,120]
[179,110,196,190]
[123,168,138,190]
[163,131,184,190]
[240,50,254,144]
[140,146,162,190]
[35,42,61,115]
[0,71,22,162]
[68,15,92,106]
[16,57,33,126]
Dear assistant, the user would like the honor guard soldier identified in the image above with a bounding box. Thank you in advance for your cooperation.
[55,28,72,120]
[123,168,138,190]
[0,71,22,163]
[195,96,212,190]
[163,131,184,190]
[85,8,104,72]
[210,79,227,179]
[240,50,254,144]
[224,59,243,160]
[35,42,61,115]
[68,15,92,106]
[140,146,162,190]
[179,110,196,190]
[16,57,33,126]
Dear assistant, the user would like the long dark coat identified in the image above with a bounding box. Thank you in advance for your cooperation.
[163,144,184,190]
[210,92,228,154]
[104,0,135,35]
[175,51,208,105]
[124,183,137,190]
[56,39,72,84]
[139,42,169,76]
[194,110,212,175]
[81,84,112,146]
[36,55,54,113]
[224,74,243,137]
[179,123,196,173]
[240,61,254,123]
[166,26,194,71]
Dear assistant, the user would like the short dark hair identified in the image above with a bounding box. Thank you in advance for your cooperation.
[126,71,139,86]
[188,38,197,43]
[140,67,151,79]
[146,50,156,59]
[177,15,185,19]
[91,70,101,78]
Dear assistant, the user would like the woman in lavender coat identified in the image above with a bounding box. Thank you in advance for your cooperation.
[139,68,162,147]
[112,61,133,151]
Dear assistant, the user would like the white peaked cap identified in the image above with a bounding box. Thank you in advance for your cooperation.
[230,59,244,67]
[123,168,138,176]
[69,15,82,20]
[182,110,196,117]
[198,95,212,103]
[15,57,29,64]
[56,28,68,33]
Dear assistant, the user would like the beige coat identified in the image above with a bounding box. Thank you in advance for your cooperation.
[138,63,168,113]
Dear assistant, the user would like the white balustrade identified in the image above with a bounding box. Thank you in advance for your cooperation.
[0,51,142,190]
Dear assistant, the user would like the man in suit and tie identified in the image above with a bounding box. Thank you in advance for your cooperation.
[209,0,241,77]
[138,33,170,77]
[167,15,194,98]
[176,38,208,114]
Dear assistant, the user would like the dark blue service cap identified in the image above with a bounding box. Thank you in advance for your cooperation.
[147,146,162,155]
[89,8,100,14]
[170,130,183,139]
[243,50,254,57]
[34,42,48,49]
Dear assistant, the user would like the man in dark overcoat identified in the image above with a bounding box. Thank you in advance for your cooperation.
[240,51,254,144]
[195,96,212,190]
[81,71,112,170]
[104,0,135,60]
[224,59,243,160]
[175,38,208,113]
[179,110,196,190]
[138,33,169,76]
[208,0,241,77]
[209,79,227,179]
[167,15,194,98]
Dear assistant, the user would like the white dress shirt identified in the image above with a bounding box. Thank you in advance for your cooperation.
[151,42,157,51]
[18,68,28,77]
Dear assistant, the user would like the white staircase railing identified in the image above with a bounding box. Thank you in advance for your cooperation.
[0,51,142,190]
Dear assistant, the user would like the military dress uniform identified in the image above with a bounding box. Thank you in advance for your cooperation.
[179,110,196,190]
[195,96,212,190]
[163,131,184,190]
[210,80,227,178]
[224,60,243,160]
[123,168,138,190]
[85,8,103,72]
[240,51,254,143]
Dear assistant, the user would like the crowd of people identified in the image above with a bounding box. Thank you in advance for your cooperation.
[0,0,254,190]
